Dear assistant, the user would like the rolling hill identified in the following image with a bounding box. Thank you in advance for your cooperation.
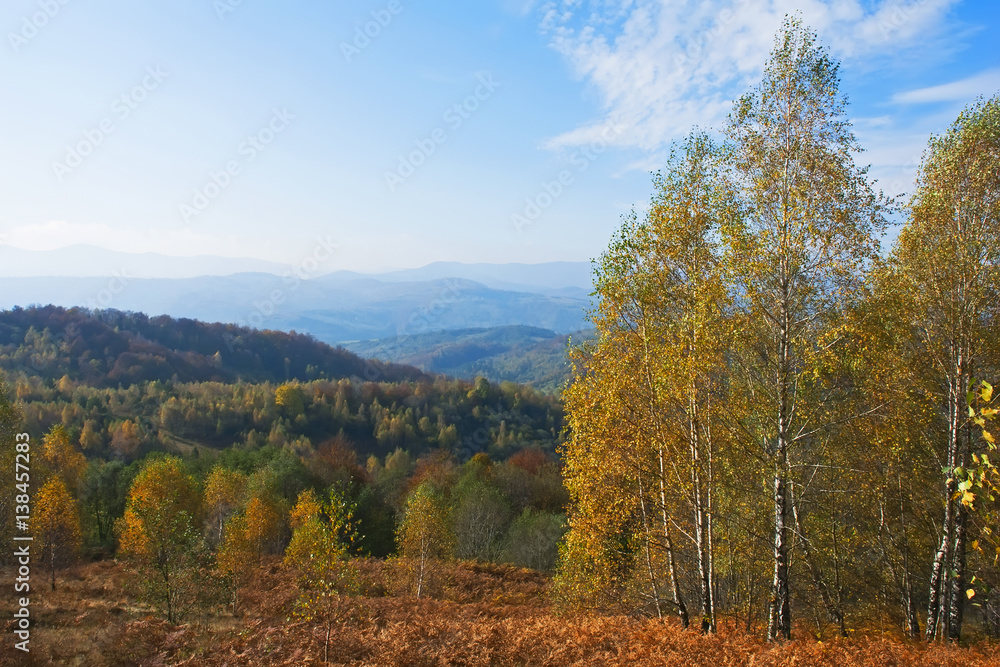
[344,325,595,393]
[0,305,428,387]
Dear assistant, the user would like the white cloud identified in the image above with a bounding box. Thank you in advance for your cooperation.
[536,0,961,153]
[892,68,1000,104]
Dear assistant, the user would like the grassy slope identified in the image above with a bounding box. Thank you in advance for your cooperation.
[5,560,998,667]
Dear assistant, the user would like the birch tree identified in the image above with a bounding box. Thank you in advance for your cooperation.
[396,481,453,599]
[117,456,207,623]
[284,488,358,663]
[891,93,1000,641]
[723,16,887,640]
[558,133,734,629]
[34,478,82,590]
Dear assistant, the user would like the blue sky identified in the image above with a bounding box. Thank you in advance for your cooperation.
[0,0,997,273]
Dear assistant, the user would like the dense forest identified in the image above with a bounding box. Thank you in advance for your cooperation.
[0,307,568,611]
[0,309,563,459]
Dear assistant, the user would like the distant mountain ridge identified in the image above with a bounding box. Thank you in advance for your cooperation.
[333,261,594,295]
[0,245,594,292]
[0,274,592,343]
[0,244,288,279]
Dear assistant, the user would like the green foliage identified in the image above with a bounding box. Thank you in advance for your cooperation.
[502,509,566,573]
[353,484,397,558]
[396,481,454,598]
[80,459,136,548]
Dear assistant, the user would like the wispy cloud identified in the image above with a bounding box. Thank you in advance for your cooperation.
[892,68,1000,104]
[536,0,962,154]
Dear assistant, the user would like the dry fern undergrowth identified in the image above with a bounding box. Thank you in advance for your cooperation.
[1,560,997,666]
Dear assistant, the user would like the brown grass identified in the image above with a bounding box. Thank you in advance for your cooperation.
[1,559,997,666]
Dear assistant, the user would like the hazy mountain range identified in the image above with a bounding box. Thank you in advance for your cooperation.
[0,247,595,344]
[0,245,593,292]
[0,247,596,389]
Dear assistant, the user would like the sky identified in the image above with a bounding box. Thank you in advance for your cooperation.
[0,0,997,274]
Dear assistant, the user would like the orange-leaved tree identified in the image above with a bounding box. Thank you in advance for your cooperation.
[34,477,82,590]
[216,512,256,615]
[557,131,734,630]
[117,456,208,623]
[245,492,285,556]
[40,424,87,492]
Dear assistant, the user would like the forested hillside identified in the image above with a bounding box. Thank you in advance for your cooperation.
[0,306,427,387]
[0,306,567,575]
[344,325,594,393]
